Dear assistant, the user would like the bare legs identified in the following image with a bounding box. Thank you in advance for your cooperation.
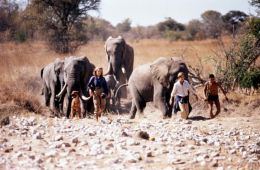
[178,103,190,119]
[208,100,220,119]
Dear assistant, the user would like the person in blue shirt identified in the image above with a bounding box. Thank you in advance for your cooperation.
[87,67,109,120]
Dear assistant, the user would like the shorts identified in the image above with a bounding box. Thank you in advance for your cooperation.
[207,95,219,102]
[176,95,189,104]
[93,88,106,113]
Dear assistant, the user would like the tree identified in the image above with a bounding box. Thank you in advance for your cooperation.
[116,18,132,33]
[0,0,19,41]
[250,0,260,15]
[31,0,101,53]
[157,17,185,32]
[222,10,248,37]
[201,10,224,38]
[186,19,204,40]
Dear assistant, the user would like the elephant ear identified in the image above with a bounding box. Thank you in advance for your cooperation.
[53,58,64,75]
[150,58,170,87]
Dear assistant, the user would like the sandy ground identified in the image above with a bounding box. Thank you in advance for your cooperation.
[0,99,259,170]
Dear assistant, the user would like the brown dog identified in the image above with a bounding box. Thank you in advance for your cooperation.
[70,91,82,118]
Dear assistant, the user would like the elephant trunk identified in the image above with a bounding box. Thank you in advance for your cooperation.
[56,83,67,98]
[104,62,113,75]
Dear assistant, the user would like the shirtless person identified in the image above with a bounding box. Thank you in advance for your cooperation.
[204,74,228,119]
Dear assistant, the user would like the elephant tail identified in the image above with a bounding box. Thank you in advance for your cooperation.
[40,67,44,79]
[114,83,128,99]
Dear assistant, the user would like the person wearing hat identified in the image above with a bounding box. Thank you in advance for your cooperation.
[87,67,109,120]
[204,74,228,119]
[170,72,198,119]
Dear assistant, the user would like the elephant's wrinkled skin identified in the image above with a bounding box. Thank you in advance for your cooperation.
[128,57,189,119]
[40,58,64,115]
[104,36,134,99]
[57,56,95,118]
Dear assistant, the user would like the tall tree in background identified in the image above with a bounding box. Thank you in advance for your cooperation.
[157,17,185,32]
[0,0,19,41]
[116,18,132,33]
[201,10,224,38]
[222,10,248,37]
[31,0,100,53]
[186,19,204,40]
[250,0,260,15]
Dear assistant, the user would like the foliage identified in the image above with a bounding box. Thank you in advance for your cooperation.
[186,19,205,40]
[201,10,224,38]
[116,18,132,33]
[216,33,259,91]
[31,0,101,53]
[157,17,185,32]
[248,17,260,39]
[0,0,19,41]
[239,68,260,90]
[250,0,260,14]
[222,10,248,36]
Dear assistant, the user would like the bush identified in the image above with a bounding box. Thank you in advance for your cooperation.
[0,76,43,114]
[239,68,260,91]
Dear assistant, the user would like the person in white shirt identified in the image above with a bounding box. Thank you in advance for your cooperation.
[169,72,198,119]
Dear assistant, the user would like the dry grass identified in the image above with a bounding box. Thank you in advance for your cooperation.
[0,38,259,117]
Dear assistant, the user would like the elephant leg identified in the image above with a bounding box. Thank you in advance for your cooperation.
[65,95,72,118]
[50,89,60,117]
[131,97,146,119]
[130,98,137,119]
[58,94,65,116]
[154,94,168,119]
[44,86,50,107]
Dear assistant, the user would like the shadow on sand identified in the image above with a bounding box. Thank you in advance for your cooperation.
[188,116,210,121]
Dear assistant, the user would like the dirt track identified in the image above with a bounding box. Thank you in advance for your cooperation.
[0,100,260,170]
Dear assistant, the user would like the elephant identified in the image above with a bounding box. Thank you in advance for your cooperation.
[56,56,95,118]
[127,57,189,119]
[40,58,65,116]
[104,74,120,110]
[104,36,134,101]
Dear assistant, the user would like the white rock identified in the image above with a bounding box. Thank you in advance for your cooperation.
[126,139,140,146]
[33,132,43,139]
[54,135,63,141]
[45,150,57,157]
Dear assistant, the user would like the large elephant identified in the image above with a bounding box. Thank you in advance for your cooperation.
[104,36,134,99]
[40,58,65,116]
[56,56,95,118]
[127,57,189,119]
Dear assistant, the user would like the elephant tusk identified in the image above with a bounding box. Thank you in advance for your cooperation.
[56,83,67,98]
[81,95,92,101]
[114,83,128,100]
[121,67,126,74]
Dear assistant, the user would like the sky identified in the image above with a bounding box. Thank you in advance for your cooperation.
[89,0,257,26]
[17,0,257,26]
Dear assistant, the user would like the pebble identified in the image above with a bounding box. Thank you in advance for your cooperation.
[72,137,79,144]
[0,113,259,169]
